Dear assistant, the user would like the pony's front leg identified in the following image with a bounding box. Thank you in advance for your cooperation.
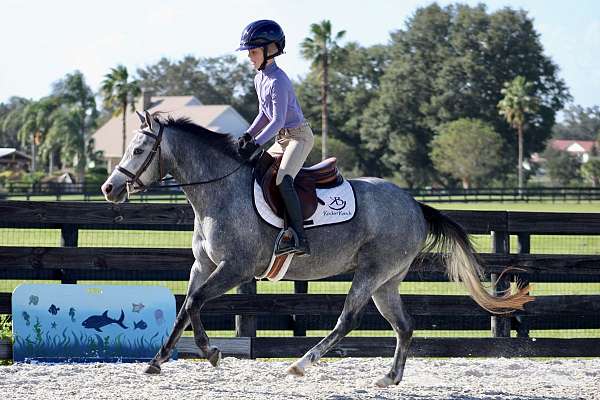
[185,260,248,367]
[145,260,214,374]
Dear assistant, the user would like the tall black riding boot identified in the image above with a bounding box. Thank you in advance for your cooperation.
[276,175,311,257]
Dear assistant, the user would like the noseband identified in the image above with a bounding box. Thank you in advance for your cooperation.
[117,122,165,193]
[116,119,245,193]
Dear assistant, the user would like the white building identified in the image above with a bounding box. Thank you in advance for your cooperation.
[92,93,249,172]
[550,139,597,163]
[0,148,31,171]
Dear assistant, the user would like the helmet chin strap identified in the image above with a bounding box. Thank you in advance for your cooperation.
[259,47,268,71]
[259,45,283,71]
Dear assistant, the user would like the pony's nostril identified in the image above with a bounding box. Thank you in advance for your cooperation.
[103,183,113,194]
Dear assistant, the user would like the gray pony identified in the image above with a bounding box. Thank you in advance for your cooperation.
[101,111,532,387]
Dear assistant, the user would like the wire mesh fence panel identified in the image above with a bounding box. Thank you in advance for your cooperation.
[0,225,63,292]
[78,229,193,248]
[530,234,600,255]
[515,234,600,339]
[76,228,192,295]
[1,201,599,357]
[0,228,61,247]
[0,280,62,296]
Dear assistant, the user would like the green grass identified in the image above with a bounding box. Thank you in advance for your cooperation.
[0,315,11,341]
[6,194,187,203]
[0,229,193,248]
[427,201,600,212]
[0,315,11,365]
[3,229,599,256]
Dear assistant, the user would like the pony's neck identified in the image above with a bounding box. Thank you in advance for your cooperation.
[162,128,252,214]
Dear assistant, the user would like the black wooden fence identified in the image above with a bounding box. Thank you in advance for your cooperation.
[3,182,600,203]
[0,201,599,360]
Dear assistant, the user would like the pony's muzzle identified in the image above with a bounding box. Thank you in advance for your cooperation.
[101,182,113,196]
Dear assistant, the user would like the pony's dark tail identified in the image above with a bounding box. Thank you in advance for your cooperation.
[418,202,534,313]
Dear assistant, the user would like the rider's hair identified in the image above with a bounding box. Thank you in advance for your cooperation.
[266,43,280,57]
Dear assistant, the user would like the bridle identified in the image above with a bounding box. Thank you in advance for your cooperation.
[116,119,244,194]
[117,122,166,193]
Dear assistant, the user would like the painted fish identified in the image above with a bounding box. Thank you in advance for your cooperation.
[132,303,145,313]
[82,310,128,332]
[154,309,164,325]
[48,304,60,315]
[22,311,30,326]
[69,307,76,322]
[134,320,148,330]
[29,295,39,305]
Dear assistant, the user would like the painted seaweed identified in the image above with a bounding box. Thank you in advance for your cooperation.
[13,320,171,361]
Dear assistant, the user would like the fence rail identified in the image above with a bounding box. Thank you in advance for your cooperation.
[0,200,599,359]
[3,182,600,203]
[411,186,600,203]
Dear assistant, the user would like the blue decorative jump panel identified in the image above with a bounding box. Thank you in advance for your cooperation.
[12,284,177,363]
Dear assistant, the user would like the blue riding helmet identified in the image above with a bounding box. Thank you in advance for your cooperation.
[237,20,285,70]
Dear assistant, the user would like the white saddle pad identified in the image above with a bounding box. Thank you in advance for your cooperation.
[252,178,356,229]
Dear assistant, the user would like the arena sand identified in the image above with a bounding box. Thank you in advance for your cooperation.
[0,357,598,399]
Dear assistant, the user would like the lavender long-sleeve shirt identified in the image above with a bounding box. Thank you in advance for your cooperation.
[247,62,305,145]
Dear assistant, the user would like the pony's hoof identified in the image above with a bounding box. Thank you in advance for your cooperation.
[207,347,222,367]
[144,364,161,374]
[375,375,398,387]
[286,364,305,377]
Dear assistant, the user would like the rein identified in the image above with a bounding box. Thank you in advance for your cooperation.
[117,120,245,192]
[156,163,244,188]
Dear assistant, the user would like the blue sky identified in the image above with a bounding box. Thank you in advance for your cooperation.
[1,0,599,110]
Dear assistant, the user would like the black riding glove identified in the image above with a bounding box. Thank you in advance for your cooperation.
[237,132,253,148]
[237,133,260,161]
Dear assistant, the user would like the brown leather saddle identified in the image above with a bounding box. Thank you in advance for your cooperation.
[253,152,344,220]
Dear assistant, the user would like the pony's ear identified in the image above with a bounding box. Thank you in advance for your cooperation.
[144,110,154,131]
[135,110,145,126]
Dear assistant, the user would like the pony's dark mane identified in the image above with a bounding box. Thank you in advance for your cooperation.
[156,114,241,160]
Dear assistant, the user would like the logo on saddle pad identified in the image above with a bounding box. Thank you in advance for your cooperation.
[253,179,356,229]
[329,196,346,210]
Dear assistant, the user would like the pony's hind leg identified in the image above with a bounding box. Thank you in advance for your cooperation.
[371,278,414,387]
[286,268,378,377]
[144,260,213,374]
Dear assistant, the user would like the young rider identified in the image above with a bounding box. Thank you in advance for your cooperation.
[236,20,314,257]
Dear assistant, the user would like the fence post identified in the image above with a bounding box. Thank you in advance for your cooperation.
[293,281,308,337]
[60,224,78,284]
[490,230,511,337]
[235,280,257,339]
[514,232,531,337]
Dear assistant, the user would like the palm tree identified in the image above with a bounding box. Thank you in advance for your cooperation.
[0,97,30,149]
[16,97,59,172]
[101,65,141,156]
[498,76,538,189]
[41,107,81,175]
[53,71,97,181]
[300,20,346,160]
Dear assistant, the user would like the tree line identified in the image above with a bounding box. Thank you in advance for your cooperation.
[3,3,598,187]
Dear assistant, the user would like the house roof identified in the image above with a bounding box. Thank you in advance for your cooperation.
[550,139,596,153]
[0,148,31,160]
[0,148,16,158]
[92,96,249,159]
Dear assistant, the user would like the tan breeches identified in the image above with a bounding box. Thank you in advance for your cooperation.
[267,121,315,185]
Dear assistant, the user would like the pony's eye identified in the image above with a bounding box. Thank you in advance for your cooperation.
[133,148,144,155]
